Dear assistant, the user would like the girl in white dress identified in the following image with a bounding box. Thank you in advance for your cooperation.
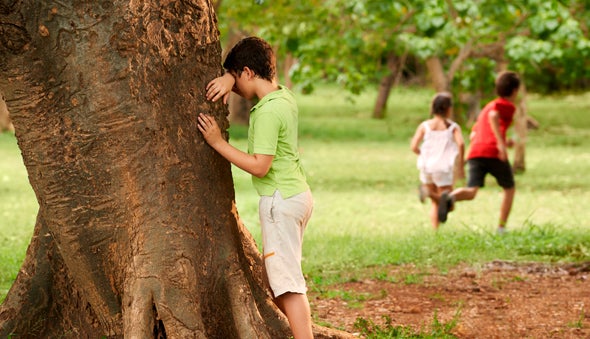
[410,92,465,229]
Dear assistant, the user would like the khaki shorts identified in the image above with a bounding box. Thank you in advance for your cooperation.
[259,189,313,297]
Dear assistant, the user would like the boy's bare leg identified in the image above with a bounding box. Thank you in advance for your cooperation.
[450,186,478,202]
[499,187,515,229]
[275,292,313,339]
[439,186,478,223]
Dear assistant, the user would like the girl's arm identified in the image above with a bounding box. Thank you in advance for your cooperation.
[410,124,425,155]
[453,125,466,179]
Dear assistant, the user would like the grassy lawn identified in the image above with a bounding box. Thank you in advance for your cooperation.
[0,133,37,300]
[1,86,589,302]
[233,86,590,281]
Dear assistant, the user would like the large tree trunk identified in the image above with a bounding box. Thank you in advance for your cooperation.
[0,1,350,338]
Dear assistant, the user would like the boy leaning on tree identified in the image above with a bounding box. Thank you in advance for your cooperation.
[198,36,314,339]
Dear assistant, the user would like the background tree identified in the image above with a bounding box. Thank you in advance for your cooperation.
[0,1,350,337]
[218,0,589,111]
[217,0,589,173]
[0,94,14,132]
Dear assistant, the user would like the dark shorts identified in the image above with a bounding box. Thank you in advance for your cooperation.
[467,158,515,189]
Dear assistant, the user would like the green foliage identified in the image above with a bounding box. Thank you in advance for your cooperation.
[216,0,590,97]
[506,1,590,92]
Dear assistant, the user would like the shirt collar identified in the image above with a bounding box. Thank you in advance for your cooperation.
[251,85,287,112]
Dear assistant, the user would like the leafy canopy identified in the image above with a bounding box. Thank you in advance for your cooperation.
[217,0,590,94]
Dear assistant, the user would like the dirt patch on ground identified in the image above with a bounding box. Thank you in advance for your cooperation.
[310,261,590,338]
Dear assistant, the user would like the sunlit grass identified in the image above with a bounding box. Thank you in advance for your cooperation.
[234,85,590,281]
[0,133,37,301]
[1,86,590,302]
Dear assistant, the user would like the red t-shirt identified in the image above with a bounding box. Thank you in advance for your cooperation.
[467,97,516,160]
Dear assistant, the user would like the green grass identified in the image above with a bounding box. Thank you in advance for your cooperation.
[2,86,590,305]
[232,85,590,280]
[0,133,37,301]
[353,312,461,338]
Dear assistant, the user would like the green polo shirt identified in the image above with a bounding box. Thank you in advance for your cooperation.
[248,85,309,198]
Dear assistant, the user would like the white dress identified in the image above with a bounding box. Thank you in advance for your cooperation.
[417,120,459,174]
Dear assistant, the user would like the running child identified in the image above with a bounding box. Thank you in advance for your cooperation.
[411,92,465,229]
[438,71,521,235]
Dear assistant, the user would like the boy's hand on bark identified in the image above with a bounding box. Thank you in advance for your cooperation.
[198,113,222,147]
[206,73,235,104]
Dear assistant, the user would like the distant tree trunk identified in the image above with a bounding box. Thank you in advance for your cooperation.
[281,53,295,89]
[425,41,473,93]
[512,79,528,173]
[461,91,482,126]
[0,94,14,132]
[228,93,252,125]
[213,0,223,12]
[0,1,350,338]
[425,56,448,92]
[373,73,395,120]
[373,52,407,119]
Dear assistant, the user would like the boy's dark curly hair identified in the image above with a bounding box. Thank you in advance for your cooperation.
[495,71,520,98]
[223,37,276,81]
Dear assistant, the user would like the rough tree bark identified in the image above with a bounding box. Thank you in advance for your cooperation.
[0,1,351,338]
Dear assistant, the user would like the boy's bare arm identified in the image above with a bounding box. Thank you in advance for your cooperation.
[198,113,273,177]
[488,110,507,161]
[206,73,235,104]
[453,126,465,178]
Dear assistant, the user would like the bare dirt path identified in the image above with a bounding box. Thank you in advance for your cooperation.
[310,261,590,338]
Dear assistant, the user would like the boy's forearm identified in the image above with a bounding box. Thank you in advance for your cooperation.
[209,140,272,178]
[210,140,254,173]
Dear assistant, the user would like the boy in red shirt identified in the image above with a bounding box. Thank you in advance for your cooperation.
[438,71,521,234]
